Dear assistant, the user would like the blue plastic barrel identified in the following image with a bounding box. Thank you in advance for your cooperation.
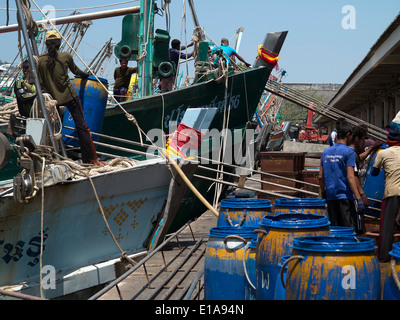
[383,242,400,300]
[362,146,387,218]
[204,227,257,300]
[244,237,257,300]
[285,236,380,300]
[62,75,109,147]
[274,198,327,217]
[255,213,331,300]
[217,198,272,227]
[329,226,356,236]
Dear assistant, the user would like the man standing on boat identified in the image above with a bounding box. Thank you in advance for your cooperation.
[161,39,194,92]
[14,59,36,117]
[319,120,365,230]
[113,58,138,102]
[38,30,104,167]
[372,113,400,262]
[211,38,251,69]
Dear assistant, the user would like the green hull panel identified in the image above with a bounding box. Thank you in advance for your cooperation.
[101,66,269,143]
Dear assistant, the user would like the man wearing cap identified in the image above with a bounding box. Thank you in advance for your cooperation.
[38,30,104,167]
[372,113,400,262]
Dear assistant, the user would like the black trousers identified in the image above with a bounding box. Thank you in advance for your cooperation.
[379,196,400,262]
[327,199,358,231]
[64,97,97,163]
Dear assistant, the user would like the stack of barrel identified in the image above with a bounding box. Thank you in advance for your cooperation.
[203,197,394,300]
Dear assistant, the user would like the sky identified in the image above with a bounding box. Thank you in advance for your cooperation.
[1,0,399,85]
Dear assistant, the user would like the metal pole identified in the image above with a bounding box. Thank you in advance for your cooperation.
[0,288,48,300]
[0,6,141,34]
[15,0,59,155]
[140,0,148,97]
[187,0,200,27]
[144,237,203,300]
[183,266,204,300]
[193,173,298,199]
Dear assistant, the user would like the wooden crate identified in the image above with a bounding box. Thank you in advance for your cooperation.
[301,169,320,196]
[259,151,306,173]
[261,171,303,192]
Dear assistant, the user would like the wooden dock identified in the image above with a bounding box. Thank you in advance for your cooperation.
[90,170,393,301]
[96,209,218,300]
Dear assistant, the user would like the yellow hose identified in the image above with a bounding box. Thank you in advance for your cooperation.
[161,149,219,218]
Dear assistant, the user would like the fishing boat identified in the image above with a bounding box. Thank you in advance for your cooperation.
[95,0,288,234]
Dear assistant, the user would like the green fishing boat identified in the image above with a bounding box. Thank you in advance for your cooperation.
[96,1,288,235]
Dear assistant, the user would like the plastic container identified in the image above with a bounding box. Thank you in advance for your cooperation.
[284,236,380,300]
[217,198,272,227]
[255,213,330,299]
[204,227,257,300]
[62,75,109,148]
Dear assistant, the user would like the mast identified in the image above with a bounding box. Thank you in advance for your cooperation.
[14,0,59,155]
[187,0,203,40]
[138,0,154,97]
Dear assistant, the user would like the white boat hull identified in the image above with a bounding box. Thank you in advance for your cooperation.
[0,158,171,299]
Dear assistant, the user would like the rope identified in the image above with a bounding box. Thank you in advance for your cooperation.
[213,57,233,209]
[40,156,45,299]
[50,155,138,266]
[280,255,304,289]
[0,99,18,122]
[87,173,137,266]
[20,0,38,36]
[242,244,256,290]
[390,258,400,291]
[30,93,63,140]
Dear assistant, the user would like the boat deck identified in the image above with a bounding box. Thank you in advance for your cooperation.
[97,209,217,300]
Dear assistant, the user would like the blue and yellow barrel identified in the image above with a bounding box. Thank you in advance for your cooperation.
[274,198,327,217]
[284,236,380,300]
[362,145,387,218]
[217,198,272,227]
[383,242,400,300]
[244,237,258,300]
[204,226,257,300]
[62,75,109,147]
[255,213,331,300]
[330,226,356,236]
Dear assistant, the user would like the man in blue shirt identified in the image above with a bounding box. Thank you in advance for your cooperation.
[319,121,365,229]
[211,38,251,69]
